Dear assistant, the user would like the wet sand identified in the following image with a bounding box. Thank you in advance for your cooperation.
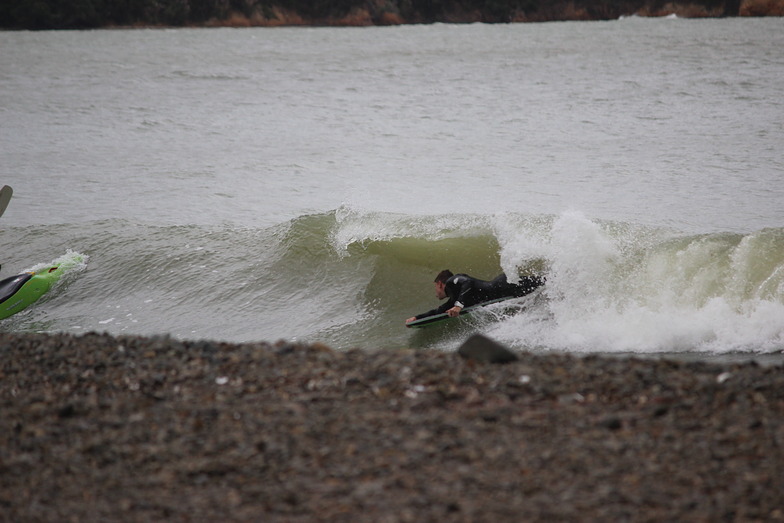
[1,332,782,521]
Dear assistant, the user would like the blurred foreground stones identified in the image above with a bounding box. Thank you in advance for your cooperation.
[1,332,783,521]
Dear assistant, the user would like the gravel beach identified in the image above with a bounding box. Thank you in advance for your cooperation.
[1,332,782,521]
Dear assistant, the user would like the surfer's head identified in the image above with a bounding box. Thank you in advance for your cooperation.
[434,270,453,284]
[434,270,453,300]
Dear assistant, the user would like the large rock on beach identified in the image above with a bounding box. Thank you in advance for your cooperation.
[458,333,519,363]
[1,332,783,521]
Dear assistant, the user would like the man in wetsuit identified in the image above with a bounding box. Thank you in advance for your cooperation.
[405,269,545,325]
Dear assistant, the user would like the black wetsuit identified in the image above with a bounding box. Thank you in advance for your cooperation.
[414,273,544,320]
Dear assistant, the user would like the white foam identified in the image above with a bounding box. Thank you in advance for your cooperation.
[492,211,784,354]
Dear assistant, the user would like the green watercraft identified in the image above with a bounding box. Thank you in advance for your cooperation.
[0,264,70,320]
[0,185,86,320]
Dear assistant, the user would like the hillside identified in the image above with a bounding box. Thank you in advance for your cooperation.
[1,0,781,30]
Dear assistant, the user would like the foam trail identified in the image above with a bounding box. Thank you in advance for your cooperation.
[25,250,89,275]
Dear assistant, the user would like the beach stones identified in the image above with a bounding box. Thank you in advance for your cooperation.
[1,332,783,521]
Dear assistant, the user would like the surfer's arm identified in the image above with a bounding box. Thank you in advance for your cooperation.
[405,301,463,324]
[452,277,475,309]
[446,305,462,317]
[410,300,456,321]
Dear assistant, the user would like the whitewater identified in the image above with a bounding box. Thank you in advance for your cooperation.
[1,18,782,359]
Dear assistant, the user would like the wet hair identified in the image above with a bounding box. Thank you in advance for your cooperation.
[434,270,454,284]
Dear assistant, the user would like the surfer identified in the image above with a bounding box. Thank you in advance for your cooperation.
[405,270,545,325]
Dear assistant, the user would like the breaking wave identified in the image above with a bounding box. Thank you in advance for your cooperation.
[2,208,783,356]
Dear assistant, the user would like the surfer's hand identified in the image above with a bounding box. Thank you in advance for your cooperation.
[405,317,416,324]
[447,306,462,317]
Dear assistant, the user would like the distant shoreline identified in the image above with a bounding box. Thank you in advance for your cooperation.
[1,0,782,31]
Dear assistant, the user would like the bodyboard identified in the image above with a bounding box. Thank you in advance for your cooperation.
[406,295,523,328]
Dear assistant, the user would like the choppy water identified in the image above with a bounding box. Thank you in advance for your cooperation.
[1,18,783,358]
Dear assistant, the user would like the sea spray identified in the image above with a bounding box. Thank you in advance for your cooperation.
[24,250,89,296]
[489,213,784,354]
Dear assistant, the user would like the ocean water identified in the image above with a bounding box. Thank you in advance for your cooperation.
[1,18,783,358]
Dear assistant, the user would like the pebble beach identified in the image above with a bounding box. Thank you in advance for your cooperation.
[1,332,783,521]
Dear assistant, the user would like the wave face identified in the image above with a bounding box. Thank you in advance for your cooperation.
[1,208,783,356]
